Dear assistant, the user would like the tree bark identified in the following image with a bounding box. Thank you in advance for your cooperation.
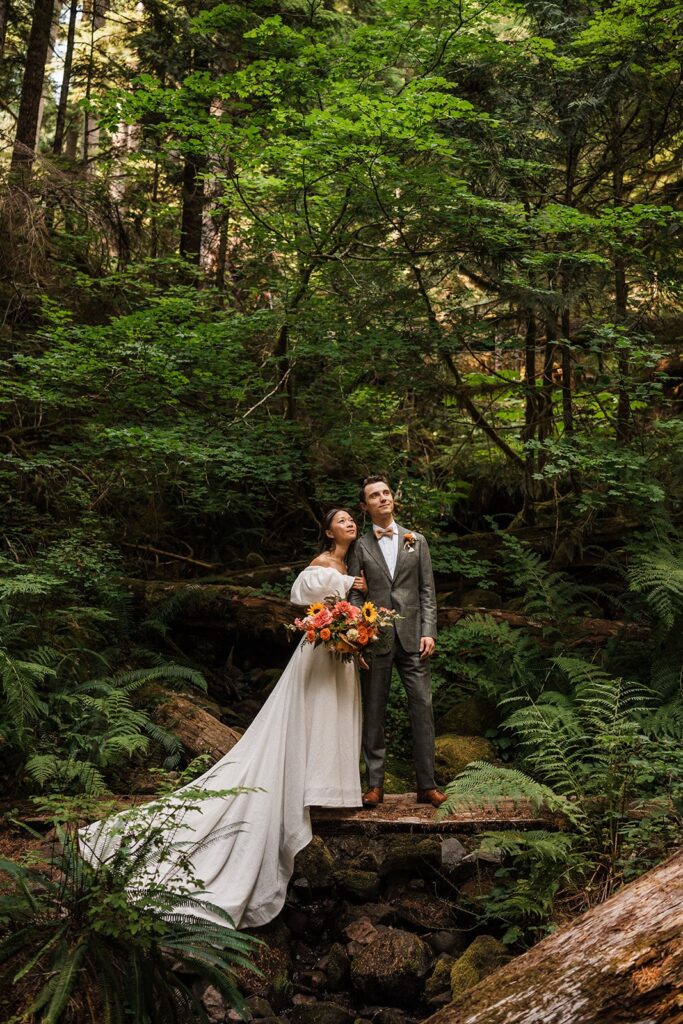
[0,0,9,58]
[9,0,55,182]
[426,849,683,1024]
[52,0,78,155]
[153,693,241,762]
[179,153,206,264]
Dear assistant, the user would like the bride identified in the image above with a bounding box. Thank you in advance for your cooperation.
[79,509,366,929]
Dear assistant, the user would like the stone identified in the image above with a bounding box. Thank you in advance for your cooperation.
[199,983,229,1023]
[228,1011,251,1023]
[436,697,499,736]
[350,929,433,1003]
[334,869,381,901]
[425,955,456,1005]
[440,837,468,869]
[373,1008,409,1024]
[450,935,509,999]
[343,917,379,945]
[293,836,336,892]
[393,892,455,931]
[246,997,274,1019]
[424,930,469,956]
[433,734,496,787]
[342,902,395,927]
[376,836,441,876]
[318,942,350,991]
[458,871,498,900]
[290,1002,356,1024]
[462,846,504,865]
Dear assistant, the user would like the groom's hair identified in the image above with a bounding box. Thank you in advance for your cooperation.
[359,474,391,504]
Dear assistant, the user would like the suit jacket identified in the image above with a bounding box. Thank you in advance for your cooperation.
[347,523,437,652]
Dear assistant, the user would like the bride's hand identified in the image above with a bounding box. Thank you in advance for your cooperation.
[353,571,367,593]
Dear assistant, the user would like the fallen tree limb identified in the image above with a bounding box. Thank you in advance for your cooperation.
[153,693,241,762]
[425,849,683,1024]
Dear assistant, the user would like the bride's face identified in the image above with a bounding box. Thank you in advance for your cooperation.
[327,511,357,546]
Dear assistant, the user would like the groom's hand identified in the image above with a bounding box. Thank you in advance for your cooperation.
[419,636,436,659]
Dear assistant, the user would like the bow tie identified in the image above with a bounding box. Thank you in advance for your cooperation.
[374,527,396,539]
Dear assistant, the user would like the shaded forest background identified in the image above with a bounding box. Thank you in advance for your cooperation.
[1,0,683,948]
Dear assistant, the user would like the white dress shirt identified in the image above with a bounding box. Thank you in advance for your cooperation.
[374,520,399,577]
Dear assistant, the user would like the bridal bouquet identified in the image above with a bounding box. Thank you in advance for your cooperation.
[288,596,398,662]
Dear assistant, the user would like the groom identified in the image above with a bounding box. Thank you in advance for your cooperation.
[348,475,446,809]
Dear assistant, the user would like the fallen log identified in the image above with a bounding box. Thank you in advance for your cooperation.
[153,693,241,762]
[425,848,683,1024]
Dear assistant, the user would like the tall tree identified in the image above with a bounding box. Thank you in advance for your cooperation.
[9,0,55,181]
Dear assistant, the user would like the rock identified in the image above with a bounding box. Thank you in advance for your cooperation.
[292,994,317,1005]
[458,871,498,900]
[245,996,274,1019]
[268,970,294,1012]
[198,983,229,1023]
[433,734,496,786]
[342,902,395,927]
[350,929,433,1003]
[460,589,502,608]
[343,917,380,945]
[425,955,456,1005]
[436,697,499,736]
[318,943,350,991]
[376,836,441,876]
[290,1002,356,1024]
[293,836,336,892]
[334,869,381,901]
[372,1008,409,1024]
[424,930,469,956]
[462,846,504,865]
[450,935,509,999]
[394,892,455,931]
[234,923,291,999]
[228,1010,251,1023]
[440,837,468,869]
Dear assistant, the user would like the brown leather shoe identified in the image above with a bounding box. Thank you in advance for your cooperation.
[416,788,448,808]
[362,786,384,808]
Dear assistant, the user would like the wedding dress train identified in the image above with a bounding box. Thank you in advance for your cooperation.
[79,567,362,928]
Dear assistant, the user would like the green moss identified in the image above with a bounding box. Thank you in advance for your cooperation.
[436,697,498,736]
[334,868,381,900]
[434,734,495,786]
[450,935,509,999]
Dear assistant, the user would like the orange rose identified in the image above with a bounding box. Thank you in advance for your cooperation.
[356,625,370,645]
[320,627,331,640]
[306,629,316,642]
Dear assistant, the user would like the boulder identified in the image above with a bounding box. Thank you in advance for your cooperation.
[376,836,441,876]
[450,935,509,999]
[394,892,455,931]
[433,735,495,787]
[424,930,469,957]
[350,929,433,1003]
[334,869,381,901]
[293,836,336,892]
[318,943,350,991]
[290,1003,356,1024]
[245,997,274,1019]
[440,837,468,870]
[425,955,456,1005]
[436,697,498,737]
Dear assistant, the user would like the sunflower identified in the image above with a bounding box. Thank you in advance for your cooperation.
[361,601,378,623]
[306,601,325,617]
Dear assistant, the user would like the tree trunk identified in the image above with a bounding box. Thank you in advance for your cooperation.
[0,0,9,58]
[9,0,55,182]
[153,693,241,762]
[426,849,683,1024]
[179,154,206,264]
[52,0,78,155]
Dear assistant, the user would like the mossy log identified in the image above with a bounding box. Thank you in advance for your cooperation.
[153,693,241,761]
[425,849,683,1024]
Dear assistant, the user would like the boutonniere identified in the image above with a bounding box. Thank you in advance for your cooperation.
[403,532,416,552]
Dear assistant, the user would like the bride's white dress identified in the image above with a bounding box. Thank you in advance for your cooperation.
[79,567,362,928]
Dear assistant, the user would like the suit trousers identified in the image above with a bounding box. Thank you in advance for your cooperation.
[361,635,436,791]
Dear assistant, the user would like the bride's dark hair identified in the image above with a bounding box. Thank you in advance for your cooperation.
[318,508,357,554]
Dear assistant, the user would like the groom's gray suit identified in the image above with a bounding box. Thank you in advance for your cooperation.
[348,523,438,791]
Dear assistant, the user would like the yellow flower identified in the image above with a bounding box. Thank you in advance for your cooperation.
[362,601,378,624]
[306,602,325,617]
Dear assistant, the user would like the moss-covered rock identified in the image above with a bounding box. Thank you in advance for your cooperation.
[434,734,495,786]
[376,836,441,876]
[293,835,336,891]
[321,943,350,991]
[436,697,498,737]
[334,868,381,901]
[450,935,509,999]
[350,929,433,1004]
[394,892,455,931]
[383,770,412,794]
[424,956,455,1003]
[290,1002,355,1024]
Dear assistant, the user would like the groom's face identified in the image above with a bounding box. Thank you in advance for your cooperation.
[361,481,394,521]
